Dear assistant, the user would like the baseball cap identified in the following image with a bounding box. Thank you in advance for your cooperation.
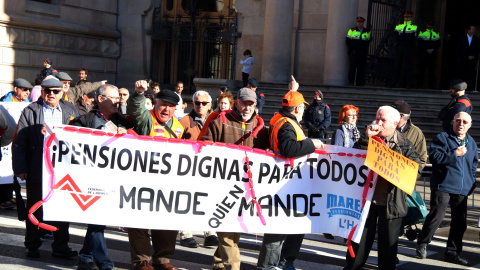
[237,87,257,102]
[391,100,411,114]
[13,78,33,89]
[56,72,73,81]
[156,89,180,105]
[282,91,309,107]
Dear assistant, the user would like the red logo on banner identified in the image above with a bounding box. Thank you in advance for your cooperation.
[53,174,101,211]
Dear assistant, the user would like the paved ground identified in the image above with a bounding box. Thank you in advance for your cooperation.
[0,207,480,270]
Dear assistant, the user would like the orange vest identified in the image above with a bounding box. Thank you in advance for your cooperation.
[149,110,184,138]
[269,113,305,153]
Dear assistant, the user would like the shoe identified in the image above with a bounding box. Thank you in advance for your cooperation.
[136,260,154,270]
[52,248,78,258]
[78,260,99,270]
[204,235,219,247]
[416,244,427,259]
[152,263,177,270]
[0,201,14,209]
[26,247,40,258]
[180,237,199,248]
[323,233,335,240]
[445,254,469,266]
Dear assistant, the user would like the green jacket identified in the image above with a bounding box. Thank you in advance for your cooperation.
[402,119,428,172]
[127,91,153,135]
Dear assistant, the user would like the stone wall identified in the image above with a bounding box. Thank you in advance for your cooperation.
[0,0,120,96]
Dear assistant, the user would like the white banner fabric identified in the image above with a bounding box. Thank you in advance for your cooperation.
[42,125,376,243]
[0,102,29,184]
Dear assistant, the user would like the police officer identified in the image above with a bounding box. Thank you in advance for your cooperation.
[302,90,331,139]
[417,21,440,88]
[346,16,371,86]
[391,12,417,88]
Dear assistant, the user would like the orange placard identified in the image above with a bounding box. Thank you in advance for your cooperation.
[364,137,419,195]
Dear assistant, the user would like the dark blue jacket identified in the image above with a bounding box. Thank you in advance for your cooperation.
[429,130,478,196]
[302,100,331,132]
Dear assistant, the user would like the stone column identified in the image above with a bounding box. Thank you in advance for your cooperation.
[323,0,359,85]
[261,0,295,83]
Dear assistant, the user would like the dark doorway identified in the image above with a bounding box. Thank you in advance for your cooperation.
[440,0,480,89]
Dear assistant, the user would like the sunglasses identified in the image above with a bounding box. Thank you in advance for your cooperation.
[44,89,62,94]
[194,101,210,106]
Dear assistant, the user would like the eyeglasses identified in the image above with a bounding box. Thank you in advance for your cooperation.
[61,81,70,85]
[194,101,210,106]
[19,88,31,92]
[347,114,358,118]
[44,89,62,94]
[101,95,120,101]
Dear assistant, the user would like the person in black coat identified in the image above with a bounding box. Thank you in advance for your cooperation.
[456,25,480,90]
[302,90,331,139]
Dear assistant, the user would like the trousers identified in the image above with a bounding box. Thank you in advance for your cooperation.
[417,189,468,255]
[212,232,241,270]
[128,228,178,267]
[79,224,114,269]
[345,204,402,270]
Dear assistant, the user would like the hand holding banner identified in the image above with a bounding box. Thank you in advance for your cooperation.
[364,136,419,195]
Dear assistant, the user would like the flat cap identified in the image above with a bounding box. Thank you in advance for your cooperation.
[237,87,257,102]
[13,78,33,89]
[56,72,73,81]
[41,77,63,88]
[248,78,259,88]
[450,79,467,91]
[391,100,411,114]
[156,89,179,105]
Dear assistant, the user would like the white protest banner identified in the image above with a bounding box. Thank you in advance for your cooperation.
[41,125,376,243]
[0,102,29,184]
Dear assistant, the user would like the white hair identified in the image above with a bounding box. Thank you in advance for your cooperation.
[378,105,401,123]
[192,90,212,103]
[454,112,472,123]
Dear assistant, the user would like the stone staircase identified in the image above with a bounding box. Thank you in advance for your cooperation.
[258,83,480,145]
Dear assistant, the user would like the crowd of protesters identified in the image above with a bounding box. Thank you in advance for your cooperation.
[0,56,477,270]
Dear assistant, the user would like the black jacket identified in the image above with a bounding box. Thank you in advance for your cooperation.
[354,131,421,219]
[12,100,78,183]
[438,94,472,131]
[71,107,132,130]
[276,110,315,158]
[456,34,480,62]
[302,100,331,132]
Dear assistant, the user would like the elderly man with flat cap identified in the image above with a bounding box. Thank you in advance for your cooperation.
[12,76,79,259]
[0,78,33,102]
[202,87,269,270]
[438,79,472,131]
[416,112,477,266]
[391,100,427,171]
[346,16,371,86]
[55,72,105,106]
[125,80,184,270]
